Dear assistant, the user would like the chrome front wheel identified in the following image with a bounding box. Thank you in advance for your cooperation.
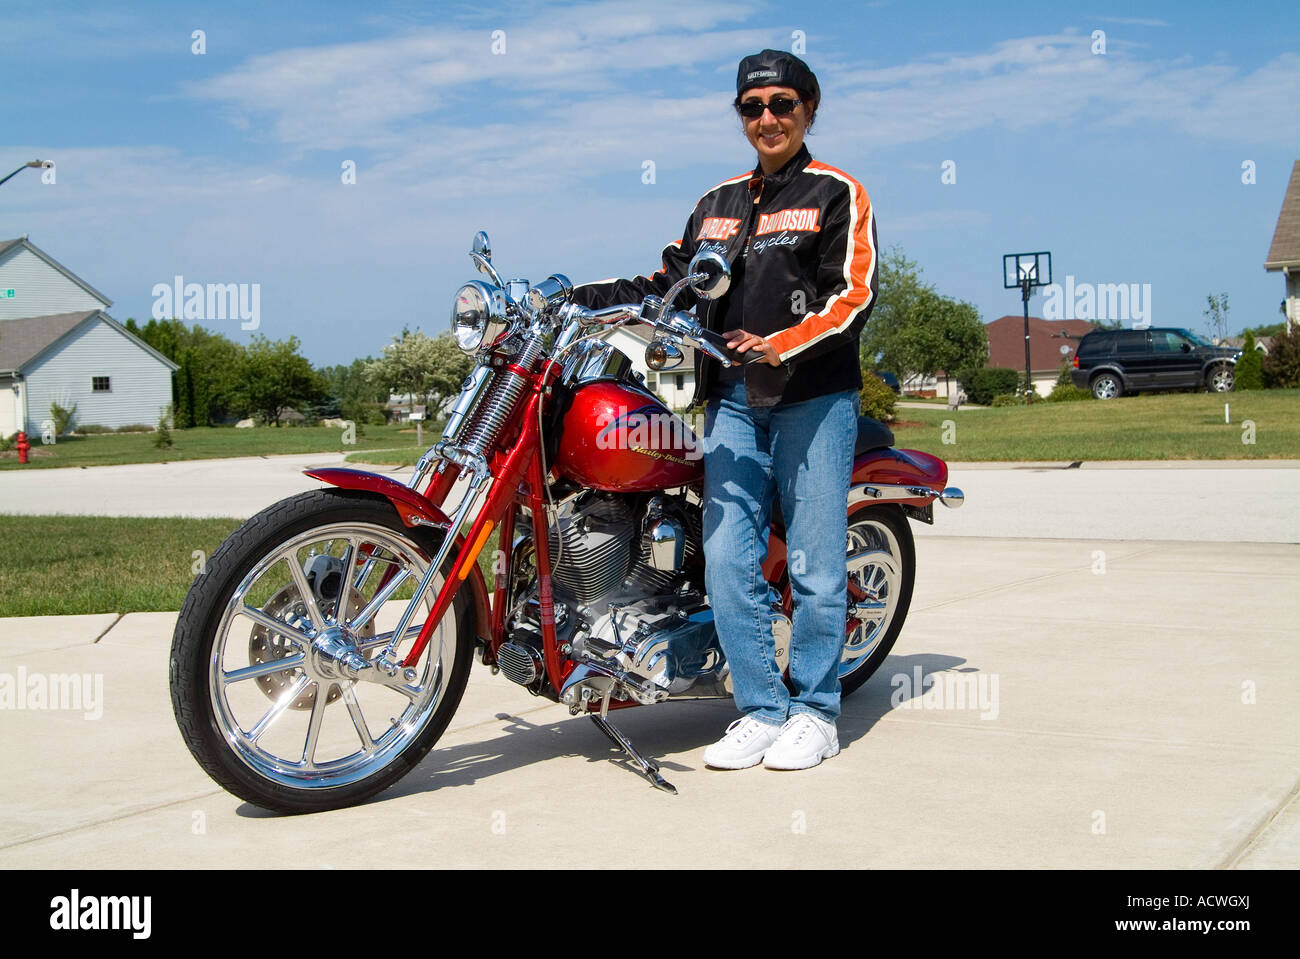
[170,490,474,813]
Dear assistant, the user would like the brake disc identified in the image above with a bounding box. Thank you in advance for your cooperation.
[248,585,374,709]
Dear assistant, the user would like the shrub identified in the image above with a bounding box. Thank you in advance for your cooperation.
[153,407,174,449]
[1262,324,1300,388]
[1235,331,1264,390]
[859,370,898,421]
[50,401,77,435]
[990,393,1020,407]
[76,423,113,434]
[0,431,16,452]
[1047,383,1092,402]
[1055,358,1073,386]
[958,367,1019,406]
[115,424,154,433]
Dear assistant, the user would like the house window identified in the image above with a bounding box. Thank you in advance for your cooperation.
[92,376,111,392]
[675,374,684,390]
[646,373,658,389]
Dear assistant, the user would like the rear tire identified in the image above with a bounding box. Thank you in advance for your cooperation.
[838,505,916,698]
[1091,373,1122,400]
[169,489,474,814]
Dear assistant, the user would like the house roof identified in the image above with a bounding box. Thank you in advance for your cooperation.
[0,236,113,307]
[1265,160,1300,270]
[0,311,98,372]
[0,310,179,373]
[985,315,1097,372]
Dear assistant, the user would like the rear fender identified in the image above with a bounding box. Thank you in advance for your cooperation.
[304,467,492,644]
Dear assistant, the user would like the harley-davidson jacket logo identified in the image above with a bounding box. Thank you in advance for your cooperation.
[696,217,742,241]
[755,208,820,235]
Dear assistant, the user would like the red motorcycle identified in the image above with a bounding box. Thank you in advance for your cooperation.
[169,233,964,811]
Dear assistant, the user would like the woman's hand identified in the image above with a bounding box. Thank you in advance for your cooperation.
[724,329,784,367]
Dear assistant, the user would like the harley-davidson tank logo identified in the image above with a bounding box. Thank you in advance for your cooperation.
[596,404,703,461]
[755,208,820,235]
[696,217,742,242]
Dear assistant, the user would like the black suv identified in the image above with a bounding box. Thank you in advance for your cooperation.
[1070,327,1240,400]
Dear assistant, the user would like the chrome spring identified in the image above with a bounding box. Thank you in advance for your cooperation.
[459,334,545,455]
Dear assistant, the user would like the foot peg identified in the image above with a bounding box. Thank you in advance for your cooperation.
[589,715,677,795]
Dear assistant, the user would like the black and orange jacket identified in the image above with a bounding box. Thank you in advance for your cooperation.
[572,144,877,408]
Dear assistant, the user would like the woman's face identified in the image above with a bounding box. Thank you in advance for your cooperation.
[738,85,812,174]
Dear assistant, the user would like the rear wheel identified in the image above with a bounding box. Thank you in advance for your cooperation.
[838,506,915,697]
[169,489,474,814]
[1091,373,1122,400]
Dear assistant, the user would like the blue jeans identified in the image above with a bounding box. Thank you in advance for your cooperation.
[701,378,858,727]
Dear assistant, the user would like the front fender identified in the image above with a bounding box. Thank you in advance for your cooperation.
[304,467,491,644]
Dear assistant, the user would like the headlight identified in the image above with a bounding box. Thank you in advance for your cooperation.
[451,281,509,353]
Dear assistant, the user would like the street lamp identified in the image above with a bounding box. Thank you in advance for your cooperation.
[0,159,53,188]
[1002,251,1052,403]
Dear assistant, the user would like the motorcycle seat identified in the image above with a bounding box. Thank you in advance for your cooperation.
[855,416,894,456]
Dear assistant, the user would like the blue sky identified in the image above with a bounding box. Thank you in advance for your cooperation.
[3,0,1297,366]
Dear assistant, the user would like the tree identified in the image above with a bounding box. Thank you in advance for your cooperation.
[124,318,244,427]
[859,248,987,391]
[234,335,329,425]
[365,329,473,420]
[320,357,390,424]
[1204,292,1230,344]
[1235,331,1264,390]
[860,246,929,374]
[888,289,987,394]
[1262,324,1300,388]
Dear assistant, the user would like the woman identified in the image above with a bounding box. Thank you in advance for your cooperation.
[572,49,877,770]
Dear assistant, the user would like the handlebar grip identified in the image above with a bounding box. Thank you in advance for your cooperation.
[696,327,769,366]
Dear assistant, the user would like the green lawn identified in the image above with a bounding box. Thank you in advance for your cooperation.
[0,424,426,470]
[891,389,1300,461]
[0,516,243,616]
[0,514,499,617]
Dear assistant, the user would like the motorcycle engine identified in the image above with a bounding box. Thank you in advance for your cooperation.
[500,490,716,700]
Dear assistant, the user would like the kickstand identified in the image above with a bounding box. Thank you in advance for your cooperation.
[589,714,677,795]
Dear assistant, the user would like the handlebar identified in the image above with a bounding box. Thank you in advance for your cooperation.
[565,302,769,368]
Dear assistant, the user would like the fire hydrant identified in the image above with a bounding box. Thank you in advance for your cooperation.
[15,431,30,464]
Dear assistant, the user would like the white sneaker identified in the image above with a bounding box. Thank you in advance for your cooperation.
[763,713,840,770]
[702,716,784,769]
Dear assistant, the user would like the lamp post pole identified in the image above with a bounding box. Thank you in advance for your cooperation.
[0,159,52,189]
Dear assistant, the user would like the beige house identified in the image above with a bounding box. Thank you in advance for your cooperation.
[1265,160,1300,332]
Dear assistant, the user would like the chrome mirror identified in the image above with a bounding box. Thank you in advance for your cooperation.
[687,249,731,300]
[470,231,504,287]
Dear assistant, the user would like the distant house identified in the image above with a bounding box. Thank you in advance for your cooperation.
[985,315,1097,398]
[1220,335,1273,355]
[0,237,177,436]
[601,324,697,410]
[1264,160,1300,333]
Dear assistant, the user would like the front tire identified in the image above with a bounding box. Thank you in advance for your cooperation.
[169,489,474,814]
[838,505,916,698]
[1207,364,1235,393]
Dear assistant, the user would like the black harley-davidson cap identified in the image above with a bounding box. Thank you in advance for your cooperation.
[735,49,820,103]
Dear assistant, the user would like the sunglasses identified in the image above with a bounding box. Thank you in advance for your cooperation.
[736,97,803,118]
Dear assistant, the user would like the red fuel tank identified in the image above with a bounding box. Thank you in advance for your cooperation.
[554,380,703,491]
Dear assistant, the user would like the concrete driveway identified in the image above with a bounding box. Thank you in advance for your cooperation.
[0,456,1297,867]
